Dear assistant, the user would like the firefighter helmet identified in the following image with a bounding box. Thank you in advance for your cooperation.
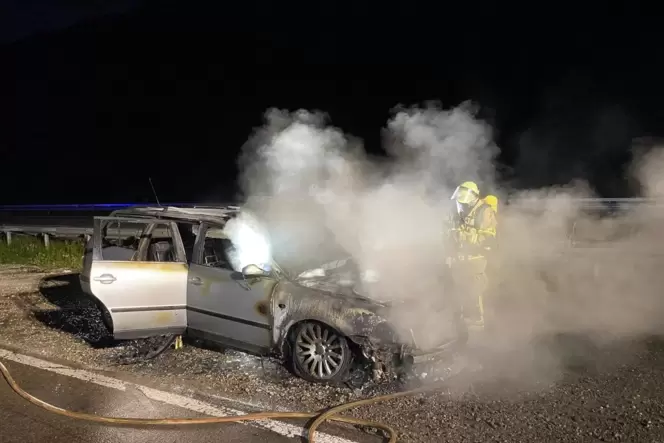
[451,181,480,204]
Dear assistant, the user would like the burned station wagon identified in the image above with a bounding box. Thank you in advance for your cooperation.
[80,206,466,383]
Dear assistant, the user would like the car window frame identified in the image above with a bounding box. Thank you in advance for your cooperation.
[174,220,200,264]
[193,221,242,270]
[93,216,187,263]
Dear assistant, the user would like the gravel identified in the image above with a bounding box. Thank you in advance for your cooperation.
[1,264,664,442]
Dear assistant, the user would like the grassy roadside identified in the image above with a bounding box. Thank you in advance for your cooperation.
[0,234,83,269]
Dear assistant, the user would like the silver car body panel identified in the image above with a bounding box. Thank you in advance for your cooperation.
[186,222,274,353]
[89,216,188,340]
[186,263,274,352]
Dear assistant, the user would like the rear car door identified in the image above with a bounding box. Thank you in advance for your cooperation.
[186,223,275,354]
[89,216,188,340]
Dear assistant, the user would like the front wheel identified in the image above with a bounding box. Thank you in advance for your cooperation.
[291,321,352,383]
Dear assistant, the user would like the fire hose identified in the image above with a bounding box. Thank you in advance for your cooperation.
[0,359,464,443]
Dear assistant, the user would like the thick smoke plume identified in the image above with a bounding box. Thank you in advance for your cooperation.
[237,103,664,384]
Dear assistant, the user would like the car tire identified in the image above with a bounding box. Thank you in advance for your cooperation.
[290,321,353,384]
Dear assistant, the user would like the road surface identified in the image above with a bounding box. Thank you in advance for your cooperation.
[4,253,664,442]
[0,357,300,443]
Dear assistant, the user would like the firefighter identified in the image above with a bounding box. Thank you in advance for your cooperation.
[449,181,497,329]
[482,194,499,244]
[483,194,498,214]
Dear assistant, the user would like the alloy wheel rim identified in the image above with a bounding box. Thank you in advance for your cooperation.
[295,323,345,379]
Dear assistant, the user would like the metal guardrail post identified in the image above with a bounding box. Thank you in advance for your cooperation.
[43,233,50,248]
[4,232,10,245]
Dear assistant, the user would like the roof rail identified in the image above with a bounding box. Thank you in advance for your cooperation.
[193,204,241,210]
[110,205,241,220]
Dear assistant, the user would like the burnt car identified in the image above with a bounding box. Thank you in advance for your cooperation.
[79,205,466,383]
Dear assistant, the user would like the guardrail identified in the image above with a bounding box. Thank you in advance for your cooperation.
[0,226,92,247]
[0,203,195,211]
[0,225,174,247]
[2,199,663,249]
[0,203,241,246]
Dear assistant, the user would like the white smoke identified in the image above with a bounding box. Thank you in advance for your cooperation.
[238,103,500,349]
[234,102,664,384]
[222,212,272,272]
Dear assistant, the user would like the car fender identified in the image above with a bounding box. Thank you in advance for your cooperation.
[271,281,392,355]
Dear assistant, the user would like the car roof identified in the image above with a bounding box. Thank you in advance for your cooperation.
[109,205,241,224]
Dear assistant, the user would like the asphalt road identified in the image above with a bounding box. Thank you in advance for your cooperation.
[0,358,296,443]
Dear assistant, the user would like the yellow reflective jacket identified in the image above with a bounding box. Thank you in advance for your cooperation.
[452,199,497,260]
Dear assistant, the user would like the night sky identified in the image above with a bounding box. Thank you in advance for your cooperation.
[1,1,662,204]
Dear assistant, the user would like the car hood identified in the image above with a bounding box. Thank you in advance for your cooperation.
[292,260,462,351]
[294,259,390,305]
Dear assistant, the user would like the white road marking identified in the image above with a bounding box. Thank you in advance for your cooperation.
[0,349,128,391]
[0,348,357,443]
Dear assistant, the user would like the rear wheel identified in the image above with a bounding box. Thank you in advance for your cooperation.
[291,321,352,383]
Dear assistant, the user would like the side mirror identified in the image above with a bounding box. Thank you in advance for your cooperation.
[242,264,269,277]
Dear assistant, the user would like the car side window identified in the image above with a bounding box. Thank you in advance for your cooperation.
[198,226,237,271]
[137,223,180,262]
[99,221,179,263]
[99,221,144,261]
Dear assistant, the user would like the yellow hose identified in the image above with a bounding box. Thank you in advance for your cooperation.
[0,360,459,442]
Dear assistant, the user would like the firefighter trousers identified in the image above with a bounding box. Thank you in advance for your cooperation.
[450,260,488,327]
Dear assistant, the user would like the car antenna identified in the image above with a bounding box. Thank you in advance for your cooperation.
[149,177,163,207]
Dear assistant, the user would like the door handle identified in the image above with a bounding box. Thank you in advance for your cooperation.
[93,274,116,284]
[189,276,203,286]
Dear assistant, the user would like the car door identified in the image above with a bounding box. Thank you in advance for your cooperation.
[186,222,275,354]
[89,216,188,340]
